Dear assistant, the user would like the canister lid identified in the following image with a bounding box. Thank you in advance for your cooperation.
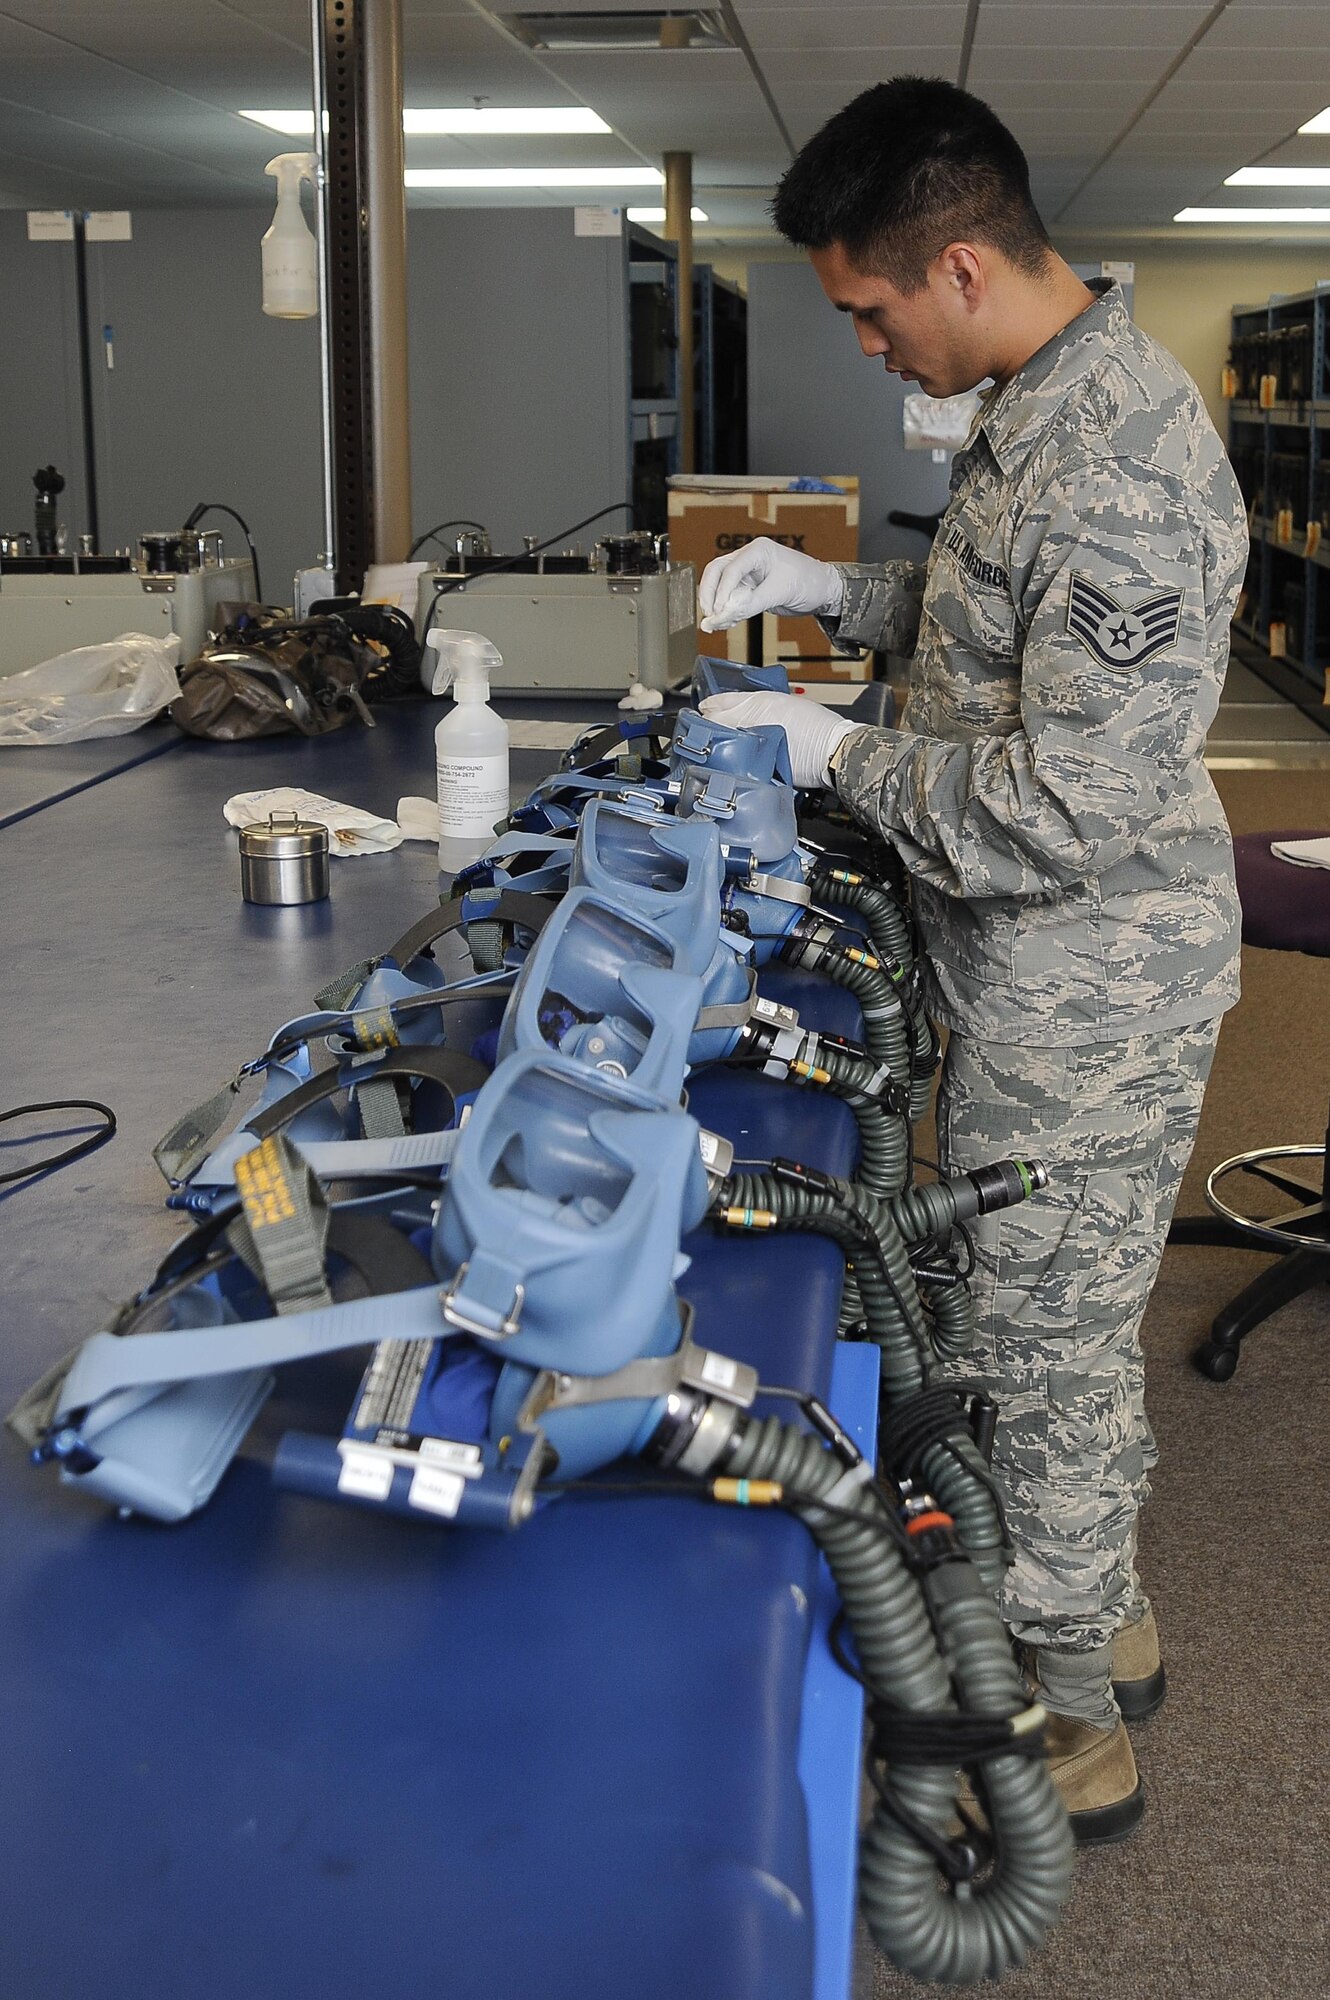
[237,812,329,858]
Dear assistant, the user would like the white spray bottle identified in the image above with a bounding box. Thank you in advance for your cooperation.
[262,153,318,319]
[428,630,510,874]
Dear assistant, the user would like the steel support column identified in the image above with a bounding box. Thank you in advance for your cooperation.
[362,0,412,564]
[317,0,411,591]
[664,151,695,475]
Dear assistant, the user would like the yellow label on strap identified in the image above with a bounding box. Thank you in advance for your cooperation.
[235,1135,298,1232]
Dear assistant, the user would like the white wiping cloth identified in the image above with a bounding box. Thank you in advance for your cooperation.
[395,796,438,843]
[223,786,403,855]
[1270,836,1330,872]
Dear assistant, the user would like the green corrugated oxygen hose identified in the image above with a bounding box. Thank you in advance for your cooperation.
[665,1409,1074,1982]
[715,1161,1048,1599]
[808,866,941,1109]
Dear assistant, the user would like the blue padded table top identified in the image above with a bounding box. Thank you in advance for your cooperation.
[0,709,871,2000]
[0,715,183,830]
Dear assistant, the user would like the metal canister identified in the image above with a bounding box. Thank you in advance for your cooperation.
[237,813,330,905]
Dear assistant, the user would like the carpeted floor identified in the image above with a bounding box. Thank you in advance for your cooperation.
[861,766,1330,2000]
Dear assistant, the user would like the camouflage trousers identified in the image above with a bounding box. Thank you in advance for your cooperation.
[933,1018,1222,1654]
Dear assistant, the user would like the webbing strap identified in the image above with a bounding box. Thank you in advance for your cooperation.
[693,969,758,1035]
[315,890,558,1018]
[564,723,672,771]
[194,1127,463,1188]
[388,889,557,968]
[226,1135,333,1315]
[313,959,375,1014]
[153,1075,245,1187]
[56,1284,445,1419]
[356,1073,408,1141]
[246,1046,488,1143]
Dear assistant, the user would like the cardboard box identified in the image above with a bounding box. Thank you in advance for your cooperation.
[667,475,870,681]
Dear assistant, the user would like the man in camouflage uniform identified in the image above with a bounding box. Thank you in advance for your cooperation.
[700,78,1245,1843]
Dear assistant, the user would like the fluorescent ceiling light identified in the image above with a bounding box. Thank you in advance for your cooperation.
[1298,107,1330,134]
[505,10,733,53]
[406,108,609,133]
[627,206,709,222]
[1175,206,1330,222]
[239,108,611,136]
[1226,167,1330,187]
[240,109,315,134]
[406,167,662,188]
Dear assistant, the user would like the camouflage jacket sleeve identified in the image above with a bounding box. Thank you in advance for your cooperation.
[833,455,1230,900]
[820,560,927,656]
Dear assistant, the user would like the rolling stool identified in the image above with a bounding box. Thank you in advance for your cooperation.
[1170,831,1330,1381]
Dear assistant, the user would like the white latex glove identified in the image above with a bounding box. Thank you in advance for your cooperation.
[698,536,845,632]
[699,691,863,789]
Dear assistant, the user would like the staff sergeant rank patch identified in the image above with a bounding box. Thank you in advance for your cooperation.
[1066,572,1184,670]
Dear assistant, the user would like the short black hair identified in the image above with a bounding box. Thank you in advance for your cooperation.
[772,77,1053,292]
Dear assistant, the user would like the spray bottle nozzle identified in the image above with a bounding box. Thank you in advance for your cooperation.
[428,628,504,698]
[265,152,318,195]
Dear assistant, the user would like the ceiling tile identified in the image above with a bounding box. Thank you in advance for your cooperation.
[760,50,957,84]
[743,6,966,53]
[971,3,1212,46]
[968,45,1174,84]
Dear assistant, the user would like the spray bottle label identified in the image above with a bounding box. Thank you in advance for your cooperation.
[437,753,509,838]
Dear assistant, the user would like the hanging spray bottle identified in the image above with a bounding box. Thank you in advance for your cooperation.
[429,630,510,874]
[262,153,319,319]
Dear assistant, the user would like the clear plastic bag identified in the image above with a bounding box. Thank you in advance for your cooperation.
[0,632,182,746]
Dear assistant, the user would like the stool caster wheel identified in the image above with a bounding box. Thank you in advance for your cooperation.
[1193,1338,1239,1383]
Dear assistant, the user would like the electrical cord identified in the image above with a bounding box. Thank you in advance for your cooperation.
[0,1100,116,1187]
[183,503,262,601]
[424,502,634,617]
[408,519,489,560]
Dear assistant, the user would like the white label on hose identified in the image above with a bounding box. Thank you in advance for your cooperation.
[337,1445,394,1502]
[418,1437,483,1477]
[437,753,509,840]
[700,1351,739,1391]
[408,1464,466,1518]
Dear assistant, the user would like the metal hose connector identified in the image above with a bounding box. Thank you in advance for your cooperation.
[809,869,941,1111]
[715,1415,1073,1983]
[775,933,910,1080]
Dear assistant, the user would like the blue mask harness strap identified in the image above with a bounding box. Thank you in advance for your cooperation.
[315,888,561,1014]
[243,1045,488,1143]
[54,1284,446,1429]
[195,1126,464,1190]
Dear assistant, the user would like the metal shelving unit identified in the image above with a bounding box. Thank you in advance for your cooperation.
[1226,283,1330,700]
[625,224,681,534]
[693,264,748,475]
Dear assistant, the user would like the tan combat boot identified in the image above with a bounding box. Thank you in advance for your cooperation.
[1111,1607,1167,1720]
[1044,1714,1145,1844]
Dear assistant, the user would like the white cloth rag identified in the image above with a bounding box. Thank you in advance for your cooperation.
[618,679,664,712]
[1270,836,1330,872]
[223,786,403,856]
[395,795,438,843]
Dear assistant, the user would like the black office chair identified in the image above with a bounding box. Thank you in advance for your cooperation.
[1169,829,1330,1380]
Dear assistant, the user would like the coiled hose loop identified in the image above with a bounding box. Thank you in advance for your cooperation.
[717,1172,1009,1593]
[717,1416,1074,1982]
[796,1040,910,1198]
[808,868,941,1107]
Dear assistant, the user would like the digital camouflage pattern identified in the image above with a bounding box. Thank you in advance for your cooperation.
[819,280,1244,1669]
[933,1019,1220,1659]
[830,278,1247,1046]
